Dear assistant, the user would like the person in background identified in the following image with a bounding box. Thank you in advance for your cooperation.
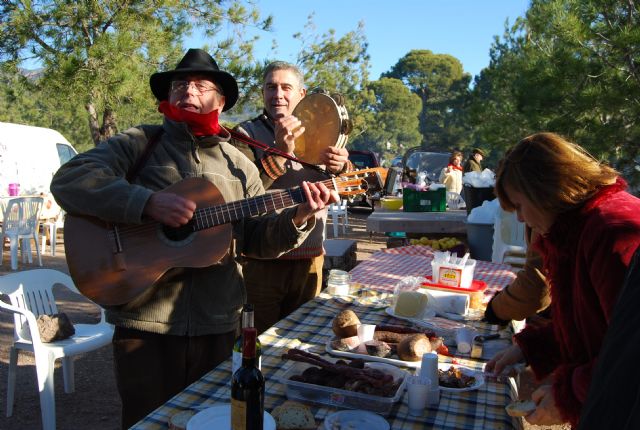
[231,61,351,334]
[483,226,551,326]
[485,132,640,427]
[439,150,464,194]
[463,147,485,173]
[50,49,337,428]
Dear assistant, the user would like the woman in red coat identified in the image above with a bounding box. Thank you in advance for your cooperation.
[486,132,640,428]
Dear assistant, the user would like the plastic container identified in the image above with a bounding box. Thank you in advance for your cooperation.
[403,188,446,212]
[421,278,488,310]
[280,361,407,416]
[327,269,351,296]
[462,185,495,215]
[430,258,476,288]
[8,183,19,196]
[465,222,495,262]
[380,196,403,210]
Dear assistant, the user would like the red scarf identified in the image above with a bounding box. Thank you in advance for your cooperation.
[448,164,463,171]
[158,101,221,136]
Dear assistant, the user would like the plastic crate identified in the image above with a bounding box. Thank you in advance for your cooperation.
[403,188,446,212]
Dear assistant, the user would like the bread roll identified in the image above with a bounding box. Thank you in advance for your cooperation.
[505,400,536,417]
[397,333,432,361]
[332,310,360,338]
[271,400,316,430]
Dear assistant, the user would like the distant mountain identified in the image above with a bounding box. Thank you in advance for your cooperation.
[18,67,44,80]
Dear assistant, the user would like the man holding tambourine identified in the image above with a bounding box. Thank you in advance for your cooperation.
[231,61,352,334]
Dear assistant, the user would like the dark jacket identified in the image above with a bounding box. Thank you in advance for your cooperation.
[579,247,640,430]
[463,157,482,173]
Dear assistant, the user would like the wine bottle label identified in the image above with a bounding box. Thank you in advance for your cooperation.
[230,397,246,430]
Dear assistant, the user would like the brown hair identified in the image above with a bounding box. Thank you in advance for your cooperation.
[495,132,618,214]
[449,151,463,164]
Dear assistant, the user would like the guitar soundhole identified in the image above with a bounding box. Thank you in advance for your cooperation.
[160,222,195,246]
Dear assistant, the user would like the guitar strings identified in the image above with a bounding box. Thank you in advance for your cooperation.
[105,175,357,240]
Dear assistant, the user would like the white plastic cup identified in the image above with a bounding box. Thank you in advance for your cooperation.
[427,385,440,406]
[356,324,376,343]
[407,375,431,416]
[419,351,439,385]
[455,327,477,354]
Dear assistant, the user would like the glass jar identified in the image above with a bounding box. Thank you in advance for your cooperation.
[326,269,351,296]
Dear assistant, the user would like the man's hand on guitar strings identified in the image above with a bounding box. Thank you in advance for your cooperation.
[293,181,338,227]
[143,192,197,228]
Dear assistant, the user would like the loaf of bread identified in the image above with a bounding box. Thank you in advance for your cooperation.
[332,310,360,338]
[397,333,432,361]
[271,401,316,430]
[505,400,536,417]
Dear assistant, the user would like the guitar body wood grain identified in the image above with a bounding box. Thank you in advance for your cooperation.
[64,177,232,306]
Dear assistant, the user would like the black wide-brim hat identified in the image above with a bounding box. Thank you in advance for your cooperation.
[150,48,239,111]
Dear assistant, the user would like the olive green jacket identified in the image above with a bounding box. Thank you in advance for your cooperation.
[51,117,313,335]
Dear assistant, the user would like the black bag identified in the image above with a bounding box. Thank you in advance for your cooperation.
[36,313,75,342]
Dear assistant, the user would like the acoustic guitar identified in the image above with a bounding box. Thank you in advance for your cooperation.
[64,168,385,306]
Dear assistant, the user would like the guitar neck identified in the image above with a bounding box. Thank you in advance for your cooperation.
[191,178,336,231]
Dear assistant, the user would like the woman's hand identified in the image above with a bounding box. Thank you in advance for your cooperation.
[485,344,524,376]
[526,385,565,425]
[293,181,339,226]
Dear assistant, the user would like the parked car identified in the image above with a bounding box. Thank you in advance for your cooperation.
[347,150,382,210]
[390,155,403,167]
[0,122,77,196]
[348,149,379,170]
[400,148,450,185]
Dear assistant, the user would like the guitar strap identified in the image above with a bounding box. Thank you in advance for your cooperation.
[126,127,164,183]
[226,127,330,176]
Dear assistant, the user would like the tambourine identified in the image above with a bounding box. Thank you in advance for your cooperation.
[291,91,352,165]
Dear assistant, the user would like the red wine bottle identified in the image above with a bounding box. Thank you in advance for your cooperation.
[232,304,262,377]
[231,327,264,430]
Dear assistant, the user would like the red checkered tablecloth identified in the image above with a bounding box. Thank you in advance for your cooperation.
[350,245,516,303]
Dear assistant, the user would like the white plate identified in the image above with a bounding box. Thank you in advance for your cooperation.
[437,363,485,392]
[325,340,421,369]
[324,409,390,430]
[187,404,276,430]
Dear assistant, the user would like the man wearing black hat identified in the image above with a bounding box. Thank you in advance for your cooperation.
[51,48,337,428]
[463,147,486,173]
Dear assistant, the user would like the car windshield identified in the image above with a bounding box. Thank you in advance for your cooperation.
[348,152,378,169]
[402,151,450,184]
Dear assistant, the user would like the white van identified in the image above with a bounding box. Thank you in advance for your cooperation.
[0,122,78,197]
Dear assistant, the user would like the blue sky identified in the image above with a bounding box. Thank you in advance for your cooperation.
[191,0,531,80]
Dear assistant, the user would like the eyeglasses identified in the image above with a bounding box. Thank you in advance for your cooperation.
[170,80,222,96]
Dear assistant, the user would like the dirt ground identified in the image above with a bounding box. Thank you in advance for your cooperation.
[0,208,567,430]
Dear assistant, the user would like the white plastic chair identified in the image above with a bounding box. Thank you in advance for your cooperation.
[41,210,65,256]
[327,199,349,237]
[492,206,527,266]
[0,269,114,430]
[1,197,44,270]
